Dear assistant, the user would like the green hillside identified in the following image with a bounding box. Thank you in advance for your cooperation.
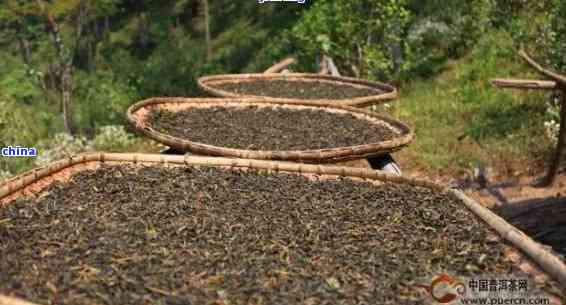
[0,0,564,180]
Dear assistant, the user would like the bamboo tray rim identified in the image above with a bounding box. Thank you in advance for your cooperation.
[0,153,565,305]
[126,97,414,162]
[197,73,399,107]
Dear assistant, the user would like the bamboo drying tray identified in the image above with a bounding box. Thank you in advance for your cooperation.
[197,73,398,107]
[126,97,413,163]
[0,153,564,305]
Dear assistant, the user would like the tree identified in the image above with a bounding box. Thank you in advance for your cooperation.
[290,0,411,80]
[203,0,212,62]
[0,0,124,135]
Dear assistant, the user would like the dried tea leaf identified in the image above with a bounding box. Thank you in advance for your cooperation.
[214,79,382,100]
[0,164,558,304]
[149,106,396,151]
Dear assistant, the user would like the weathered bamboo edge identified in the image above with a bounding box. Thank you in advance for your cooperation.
[126,97,414,162]
[197,73,399,107]
[0,153,565,294]
[0,296,37,305]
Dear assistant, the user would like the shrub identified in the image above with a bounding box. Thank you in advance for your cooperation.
[33,125,139,166]
[0,92,56,176]
[544,93,562,144]
[91,125,136,152]
[73,70,138,134]
[510,0,566,70]
[0,170,12,182]
[34,133,92,167]
[404,0,493,78]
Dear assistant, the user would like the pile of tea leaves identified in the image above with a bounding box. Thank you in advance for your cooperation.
[213,80,382,100]
[0,164,559,305]
[149,106,398,150]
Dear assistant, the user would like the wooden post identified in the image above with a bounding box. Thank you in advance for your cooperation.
[543,89,566,186]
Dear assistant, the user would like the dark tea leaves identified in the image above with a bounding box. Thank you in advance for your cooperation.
[0,165,555,304]
[149,106,397,151]
[214,80,382,100]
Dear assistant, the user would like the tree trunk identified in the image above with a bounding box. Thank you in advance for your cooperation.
[43,4,76,135]
[543,89,566,186]
[391,20,403,77]
[105,16,110,34]
[61,64,75,135]
[17,36,32,65]
[203,0,212,62]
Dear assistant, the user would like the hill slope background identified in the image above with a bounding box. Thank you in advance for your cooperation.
[0,0,564,181]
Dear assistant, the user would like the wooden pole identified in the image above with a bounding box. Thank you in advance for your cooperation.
[264,57,296,73]
[519,50,566,86]
[490,79,557,90]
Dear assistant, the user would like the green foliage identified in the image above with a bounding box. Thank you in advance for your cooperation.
[35,125,138,166]
[1,0,564,179]
[130,38,221,97]
[73,70,137,133]
[404,0,493,79]
[397,31,549,173]
[289,0,411,80]
[0,54,43,104]
[509,0,566,70]
[0,92,55,176]
[454,32,545,141]
[490,0,551,27]
[548,0,566,71]
[411,0,492,54]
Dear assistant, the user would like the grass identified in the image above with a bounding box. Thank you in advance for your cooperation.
[387,30,555,179]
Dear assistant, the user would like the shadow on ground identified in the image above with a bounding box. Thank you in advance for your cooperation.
[452,168,566,260]
[495,195,566,259]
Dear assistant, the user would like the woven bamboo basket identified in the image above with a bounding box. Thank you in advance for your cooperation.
[197,73,398,107]
[126,97,414,163]
[0,153,564,305]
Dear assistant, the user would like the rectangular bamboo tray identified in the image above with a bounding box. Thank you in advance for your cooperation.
[0,153,564,305]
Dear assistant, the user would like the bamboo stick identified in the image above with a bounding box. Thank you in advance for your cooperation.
[0,295,39,305]
[264,57,296,73]
[491,78,557,90]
